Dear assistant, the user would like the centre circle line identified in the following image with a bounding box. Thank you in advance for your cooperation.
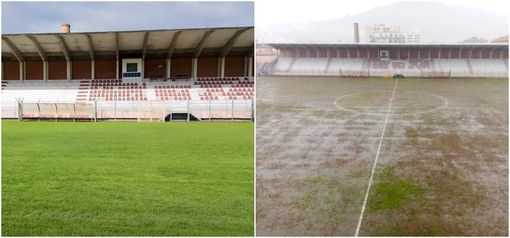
[334,91,448,116]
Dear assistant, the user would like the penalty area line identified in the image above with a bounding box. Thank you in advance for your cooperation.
[354,78,398,237]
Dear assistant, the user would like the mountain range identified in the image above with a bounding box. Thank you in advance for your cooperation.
[257,1,508,43]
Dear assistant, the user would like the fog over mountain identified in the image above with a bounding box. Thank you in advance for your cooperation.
[257,1,508,43]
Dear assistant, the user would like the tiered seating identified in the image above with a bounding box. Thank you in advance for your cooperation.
[290,58,328,73]
[88,79,148,101]
[194,77,254,87]
[391,61,406,69]
[195,77,254,100]
[155,85,191,101]
[366,59,389,69]
[408,59,432,69]
[328,58,364,73]
[1,81,80,102]
[435,59,470,77]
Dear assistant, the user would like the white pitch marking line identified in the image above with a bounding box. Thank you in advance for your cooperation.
[354,78,399,237]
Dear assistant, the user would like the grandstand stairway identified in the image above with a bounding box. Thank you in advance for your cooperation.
[466,59,474,75]
[504,59,509,69]
[324,57,333,73]
[1,81,7,91]
[76,80,91,103]
[286,57,297,73]
[361,59,368,70]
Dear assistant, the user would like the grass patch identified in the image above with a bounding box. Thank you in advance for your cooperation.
[2,121,254,236]
[368,166,424,211]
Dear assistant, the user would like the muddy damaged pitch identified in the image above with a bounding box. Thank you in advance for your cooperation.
[256,77,508,236]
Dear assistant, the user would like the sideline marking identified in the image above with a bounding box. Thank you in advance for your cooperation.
[354,79,398,236]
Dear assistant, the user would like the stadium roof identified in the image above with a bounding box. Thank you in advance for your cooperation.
[267,43,508,49]
[2,26,254,61]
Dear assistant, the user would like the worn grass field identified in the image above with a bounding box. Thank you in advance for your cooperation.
[2,122,254,236]
[256,76,507,236]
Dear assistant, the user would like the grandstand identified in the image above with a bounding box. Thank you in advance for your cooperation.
[265,43,508,78]
[1,26,254,121]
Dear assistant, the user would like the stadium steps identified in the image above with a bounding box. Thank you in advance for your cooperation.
[466,59,474,75]
[76,80,91,103]
[503,59,509,69]
[1,81,8,91]
[361,59,368,70]
[324,57,333,73]
[286,57,297,73]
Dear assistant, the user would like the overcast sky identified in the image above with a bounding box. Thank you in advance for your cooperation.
[256,0,510,26]
[1,1,254,34]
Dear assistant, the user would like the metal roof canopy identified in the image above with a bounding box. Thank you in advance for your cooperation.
[267,42,509,50]
[2,26,254,61]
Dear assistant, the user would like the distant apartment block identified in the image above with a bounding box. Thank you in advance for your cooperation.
[405,32,426,43]
[365,24,425,43]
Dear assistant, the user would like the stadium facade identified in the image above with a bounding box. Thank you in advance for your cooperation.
[1,26,255,121]
[263,43,508,78]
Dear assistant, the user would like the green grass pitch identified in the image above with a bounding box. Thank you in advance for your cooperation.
[1,121,254,236]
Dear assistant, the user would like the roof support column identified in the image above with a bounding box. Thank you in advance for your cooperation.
[56,35,71,81]
[166,59,171,79]
[398,48,401,59]
[43,61,48,82]
[116,56,119,80]
[247,56,253,77]
[218,57,225,78]
[243,56,248,76]
[489,48,494,59]
[91,60,95,80]
[20,62,25,82]
[142,55,146,81]
[458,48,461,59]
[500,49,504,59]
[191,57,198,80]
[67,61,72,82]
[448,48,452,59]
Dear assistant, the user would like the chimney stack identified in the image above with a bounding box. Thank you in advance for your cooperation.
[354,23,360,43]
[61,24,71,33]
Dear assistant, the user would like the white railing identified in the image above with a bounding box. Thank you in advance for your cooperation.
[2,99,254,122]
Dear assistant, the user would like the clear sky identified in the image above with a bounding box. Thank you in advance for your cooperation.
[1,1,254,34]
[256,0,510,26]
